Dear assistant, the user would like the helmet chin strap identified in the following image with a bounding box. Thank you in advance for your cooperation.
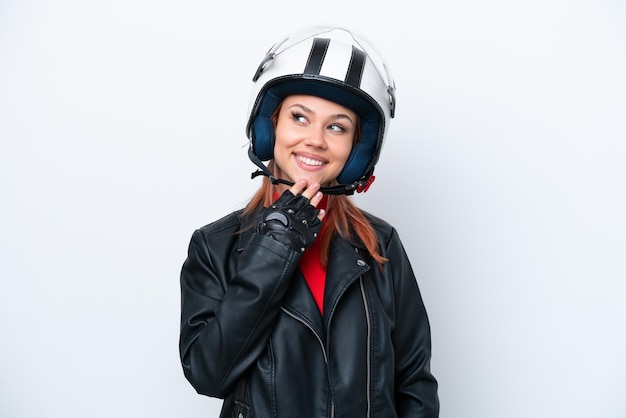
[247,147,366,196]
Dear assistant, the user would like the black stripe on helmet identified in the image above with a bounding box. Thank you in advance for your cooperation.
[345,46,366,87]
[304,38,330,75]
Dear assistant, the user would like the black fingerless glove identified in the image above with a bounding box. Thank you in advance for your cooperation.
[256,190,323,253]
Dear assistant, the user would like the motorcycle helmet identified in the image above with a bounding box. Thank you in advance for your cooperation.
[246,26,396,195]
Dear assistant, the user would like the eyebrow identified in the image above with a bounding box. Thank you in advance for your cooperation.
[288,103,355,125]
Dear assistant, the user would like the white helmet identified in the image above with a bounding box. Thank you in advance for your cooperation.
[246,26,396,194]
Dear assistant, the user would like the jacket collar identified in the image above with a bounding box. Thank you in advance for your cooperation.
[281,233,371,334]
[322,235,371,323]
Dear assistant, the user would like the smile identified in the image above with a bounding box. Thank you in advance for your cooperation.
[297,155,324,167]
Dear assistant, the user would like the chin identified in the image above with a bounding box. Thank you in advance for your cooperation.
[304,175,331,187]
[277,167,336,188]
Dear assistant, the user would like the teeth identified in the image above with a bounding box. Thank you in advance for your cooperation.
[297,155,323,166]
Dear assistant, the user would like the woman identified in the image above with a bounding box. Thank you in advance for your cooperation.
[179,26,439,417]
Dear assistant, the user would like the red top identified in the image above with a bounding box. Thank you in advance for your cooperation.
[273,192,328,313]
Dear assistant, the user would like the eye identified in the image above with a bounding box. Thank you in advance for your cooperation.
[328,122,350,134]
[290,111,308,124]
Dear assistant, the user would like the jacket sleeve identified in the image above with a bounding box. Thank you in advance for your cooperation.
[387,228,440,417]
[179,228,300,398]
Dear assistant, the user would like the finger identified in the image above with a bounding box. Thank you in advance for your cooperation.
[301,182,321,201]
[309,191,323,208]
[317,208,326,222]
[289,179,308,196]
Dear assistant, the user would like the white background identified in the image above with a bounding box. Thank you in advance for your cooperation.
[1,1,624,417]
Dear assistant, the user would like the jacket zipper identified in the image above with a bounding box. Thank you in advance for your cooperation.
[359,278,372,418]
[281,307,334,417]
[281,307,328,363]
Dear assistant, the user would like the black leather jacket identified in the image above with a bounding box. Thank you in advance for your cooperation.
[179,209,439,418]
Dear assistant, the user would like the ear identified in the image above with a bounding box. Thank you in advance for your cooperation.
[251,116,276,161]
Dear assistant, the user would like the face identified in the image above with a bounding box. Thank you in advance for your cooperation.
[272,95,357,191]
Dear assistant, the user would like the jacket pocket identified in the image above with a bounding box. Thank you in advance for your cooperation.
[232,400,251,418]
[229,378,252,418]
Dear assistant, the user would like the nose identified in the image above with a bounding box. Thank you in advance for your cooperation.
[304,126,327,149]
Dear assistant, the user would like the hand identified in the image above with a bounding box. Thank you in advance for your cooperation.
[256,180,324,252]
[289,180,326,222]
